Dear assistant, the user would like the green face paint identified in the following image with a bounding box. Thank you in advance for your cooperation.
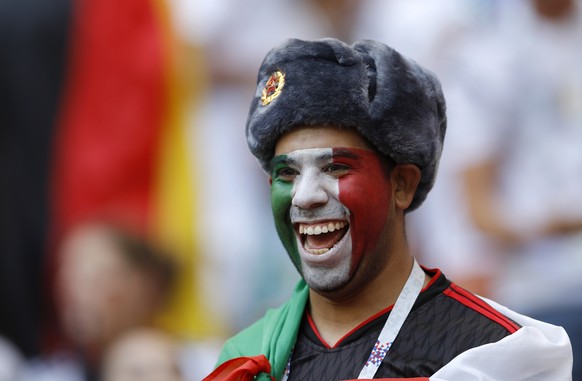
[270,155,301,271]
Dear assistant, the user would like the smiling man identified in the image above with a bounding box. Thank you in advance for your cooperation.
[203,38,572,380]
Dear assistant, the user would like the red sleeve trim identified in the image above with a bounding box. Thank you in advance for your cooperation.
[444,284,520,333]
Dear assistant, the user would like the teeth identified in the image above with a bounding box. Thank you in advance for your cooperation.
[299,221,346,235]
[307,248,329,255]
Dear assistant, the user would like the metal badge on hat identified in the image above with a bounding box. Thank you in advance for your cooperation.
[261,71,285,106]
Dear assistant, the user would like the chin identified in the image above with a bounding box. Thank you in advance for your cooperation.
[301,264,351,293]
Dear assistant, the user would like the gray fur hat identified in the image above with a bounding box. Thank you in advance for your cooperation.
[246,38,447,211]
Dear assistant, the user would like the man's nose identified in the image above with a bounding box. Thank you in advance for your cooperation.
[292,172,329,210]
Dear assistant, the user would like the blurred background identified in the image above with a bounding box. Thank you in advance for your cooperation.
[1,0,581,380]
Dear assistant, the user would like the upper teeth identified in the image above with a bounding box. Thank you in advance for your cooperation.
[299,222,346,235]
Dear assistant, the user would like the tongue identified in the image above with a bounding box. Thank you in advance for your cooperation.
[304,228,347,250]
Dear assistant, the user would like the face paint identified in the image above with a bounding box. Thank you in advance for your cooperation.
[270,154,300,270]
[334,148,392,273]
[270,147,392,291]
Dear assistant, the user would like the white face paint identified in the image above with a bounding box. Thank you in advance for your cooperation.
[279,148,354,291]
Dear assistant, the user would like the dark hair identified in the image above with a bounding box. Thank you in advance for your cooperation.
[100,223,178,297]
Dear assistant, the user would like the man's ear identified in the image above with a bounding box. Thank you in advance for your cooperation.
[391,164,421,210]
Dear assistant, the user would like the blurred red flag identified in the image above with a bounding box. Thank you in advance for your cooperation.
[52,0,165,236]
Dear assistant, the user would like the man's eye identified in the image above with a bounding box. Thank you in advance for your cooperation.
[323,163,351,176]
[275,167,299,181]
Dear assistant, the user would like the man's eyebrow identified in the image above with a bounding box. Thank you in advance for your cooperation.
[332,148,361,160]
[315,151,334,162]
[271,155,296,167]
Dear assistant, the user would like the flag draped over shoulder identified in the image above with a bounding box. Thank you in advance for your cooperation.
[208,281,309,381]
[51,0,220,339]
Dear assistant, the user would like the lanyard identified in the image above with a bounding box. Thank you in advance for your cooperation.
[358,259,424,378]
[282,259,425,381]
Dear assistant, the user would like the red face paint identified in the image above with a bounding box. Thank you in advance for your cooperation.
[334,148,393,274]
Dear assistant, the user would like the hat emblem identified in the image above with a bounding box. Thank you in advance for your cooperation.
[261,71,285,106]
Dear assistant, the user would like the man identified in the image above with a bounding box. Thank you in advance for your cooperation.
[204,38,572,380]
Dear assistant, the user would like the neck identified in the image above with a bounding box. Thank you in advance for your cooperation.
[308,251,428,347]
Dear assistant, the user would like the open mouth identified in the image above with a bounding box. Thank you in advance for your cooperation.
[296,220,349,255]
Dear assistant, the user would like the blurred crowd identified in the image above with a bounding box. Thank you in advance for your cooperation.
[1,0,581,380]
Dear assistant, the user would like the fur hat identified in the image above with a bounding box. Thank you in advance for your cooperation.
[246,38,447,211]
